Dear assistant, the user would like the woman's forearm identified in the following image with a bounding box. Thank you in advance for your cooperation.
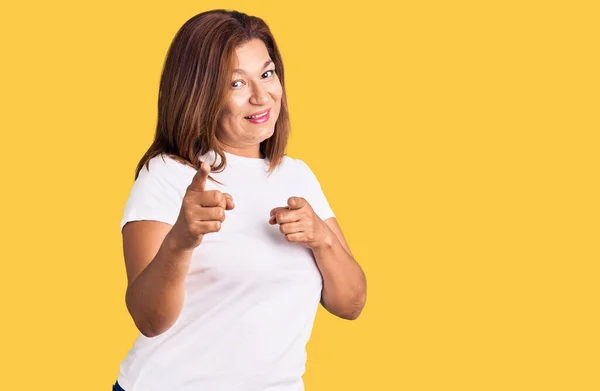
[311,228,367,320]
[125,231,194,338]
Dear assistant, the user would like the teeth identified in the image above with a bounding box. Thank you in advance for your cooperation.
[246,111,268,119]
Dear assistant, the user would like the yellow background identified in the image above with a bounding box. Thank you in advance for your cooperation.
[1,0,598,390]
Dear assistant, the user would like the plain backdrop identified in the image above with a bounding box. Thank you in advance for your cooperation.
[1,1,598,390]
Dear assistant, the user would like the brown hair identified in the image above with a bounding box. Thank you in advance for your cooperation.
[133,9,290,180]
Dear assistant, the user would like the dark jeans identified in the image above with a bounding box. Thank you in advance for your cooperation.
[112,380,125,391]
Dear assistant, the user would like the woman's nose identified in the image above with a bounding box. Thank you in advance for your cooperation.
[249,83,270,105]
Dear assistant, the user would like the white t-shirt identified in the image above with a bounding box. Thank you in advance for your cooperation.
[116,150,335,391]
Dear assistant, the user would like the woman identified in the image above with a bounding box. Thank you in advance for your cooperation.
[114,9,366,391]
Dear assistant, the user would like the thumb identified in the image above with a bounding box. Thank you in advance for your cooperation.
[188,162,210,192]
[287,196,306,210]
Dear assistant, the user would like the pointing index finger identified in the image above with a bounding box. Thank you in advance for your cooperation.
[188,162,210,192]
[287,197,306,210]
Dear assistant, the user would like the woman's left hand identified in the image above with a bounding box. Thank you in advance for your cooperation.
[269,197,331,250]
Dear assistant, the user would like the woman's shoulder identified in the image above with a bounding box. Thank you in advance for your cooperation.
[141,153,195,175]
[280,155,321,179]
[135,153,196,189]
[279,154,310,171]
[275,155,322,185]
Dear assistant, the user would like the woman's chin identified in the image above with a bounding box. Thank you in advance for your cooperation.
[255,126,276,142]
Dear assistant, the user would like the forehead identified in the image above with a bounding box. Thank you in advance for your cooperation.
[233,39,272,71]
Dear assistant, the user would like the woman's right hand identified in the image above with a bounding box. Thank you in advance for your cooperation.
[169,162,235,251]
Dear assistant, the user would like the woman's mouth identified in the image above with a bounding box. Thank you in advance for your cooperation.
[244,109,270,124]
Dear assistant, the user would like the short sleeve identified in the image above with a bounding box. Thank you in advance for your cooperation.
[119,155,185,232]
[297,160,336,221]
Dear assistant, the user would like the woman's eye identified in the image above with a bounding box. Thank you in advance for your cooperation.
[232,70,274,87]
[262,70,275,78]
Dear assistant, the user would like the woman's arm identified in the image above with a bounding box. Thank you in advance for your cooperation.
[123,221,194,338]
[270,197,367,320]
[122,163,234,338]
[311,217,367,320]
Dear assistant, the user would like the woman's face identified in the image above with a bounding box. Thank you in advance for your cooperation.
[216,38,283,157]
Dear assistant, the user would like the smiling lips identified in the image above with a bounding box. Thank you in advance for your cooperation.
[244,108,270,124]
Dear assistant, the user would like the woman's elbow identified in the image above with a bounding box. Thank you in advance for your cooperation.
[125,293,168,338]
[344,299,366,320]
[330,294,366,320]
[134,316,170,338]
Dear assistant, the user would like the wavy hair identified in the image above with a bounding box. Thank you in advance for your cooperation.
[134,9,290,179]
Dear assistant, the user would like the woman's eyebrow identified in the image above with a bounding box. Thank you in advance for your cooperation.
[233,60,274,74]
